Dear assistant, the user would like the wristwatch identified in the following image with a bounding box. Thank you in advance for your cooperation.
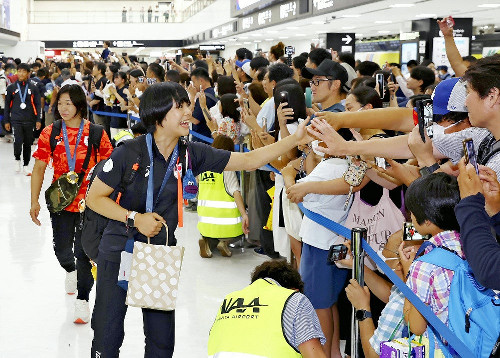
[419,162,440,176]
[127,211,138,228]
[355,309,372,321]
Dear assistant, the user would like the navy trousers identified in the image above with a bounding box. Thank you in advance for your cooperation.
[91,256,175,358]
[50,210,93,300]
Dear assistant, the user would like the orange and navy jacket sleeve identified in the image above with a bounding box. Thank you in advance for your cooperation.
[33,125,53,164]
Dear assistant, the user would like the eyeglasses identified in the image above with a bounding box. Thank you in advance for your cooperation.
[309,78,332,87]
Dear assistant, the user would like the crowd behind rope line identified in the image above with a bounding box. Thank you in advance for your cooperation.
[0,14,499,358]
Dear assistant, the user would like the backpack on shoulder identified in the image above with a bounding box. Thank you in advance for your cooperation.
[416,246,500,358]
[80,135,191,261]
[45,120,103,213]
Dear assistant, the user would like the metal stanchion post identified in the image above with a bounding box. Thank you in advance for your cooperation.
[230,141,247,252]
[351,227,367,358]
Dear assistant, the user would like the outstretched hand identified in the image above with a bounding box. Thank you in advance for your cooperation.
[294,117,313,145]
[306,117,347,156]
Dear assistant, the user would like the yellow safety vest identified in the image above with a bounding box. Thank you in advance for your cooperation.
[113,129,134,146]
[197,171,243,239]
[207,279,302,358]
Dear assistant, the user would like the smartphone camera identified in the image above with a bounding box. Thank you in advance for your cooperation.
[376,73,385,99]
[403,222,430,241]
[445,16,455,28]
[328,244,348,263]
[279,91,289,106]
[423,100,434,138]
[122,52,128,57]
[375,157,387,169]
[463,138,480,174]
[416,99,434,142]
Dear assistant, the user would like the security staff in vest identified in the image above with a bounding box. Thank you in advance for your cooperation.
[198,135,250,258]
[4,63,42,175]
[208,260,327,358]
[86,82,312,357]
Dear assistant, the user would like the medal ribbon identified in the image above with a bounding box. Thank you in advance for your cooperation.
[145,133,179,212]
[16,83,29,106]
[62,120,85,172]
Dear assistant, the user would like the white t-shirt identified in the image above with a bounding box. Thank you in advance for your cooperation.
[298,158,350,250]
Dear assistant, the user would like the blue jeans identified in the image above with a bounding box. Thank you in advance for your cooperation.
[91,256,175,357]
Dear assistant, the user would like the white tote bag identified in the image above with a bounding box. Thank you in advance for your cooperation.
[126,232,184,311]
[344,188,404,270]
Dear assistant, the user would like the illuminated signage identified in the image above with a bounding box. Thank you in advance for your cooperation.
[279,1,296,19]
[313,0,334,12]
[199,45,226,51]
[242,16,255,29]
[257,9,272,25]
[212,22,236,38]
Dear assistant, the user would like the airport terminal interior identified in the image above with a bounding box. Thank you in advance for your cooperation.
[1,0,500,357]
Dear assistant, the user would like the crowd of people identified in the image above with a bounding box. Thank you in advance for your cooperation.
[1,14,499,358]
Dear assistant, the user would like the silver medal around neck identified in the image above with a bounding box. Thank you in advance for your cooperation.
[20,103,26,110]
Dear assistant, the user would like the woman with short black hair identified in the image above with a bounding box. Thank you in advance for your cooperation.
[87,82,311,357]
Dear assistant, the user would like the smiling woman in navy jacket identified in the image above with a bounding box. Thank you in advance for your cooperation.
[86,82,312,357]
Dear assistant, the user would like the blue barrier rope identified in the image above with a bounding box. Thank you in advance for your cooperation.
[90,109,141,122]
[297,203,474,358]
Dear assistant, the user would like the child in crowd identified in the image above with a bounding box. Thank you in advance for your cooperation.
[401,173,464,353]
[203,93,241,143]
[197,135,249,258]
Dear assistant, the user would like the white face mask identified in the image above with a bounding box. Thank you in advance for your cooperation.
[431,118,463,138]
[375,248,399,273]
[311,140,325,157]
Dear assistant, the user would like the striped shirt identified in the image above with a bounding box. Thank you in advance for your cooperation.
[432,124,500,178]
[266,278,326,349]
[406,231,464,347]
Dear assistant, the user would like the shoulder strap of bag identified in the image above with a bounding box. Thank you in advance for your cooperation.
[88,123,104,163]
[118,135,145,191]
[178,136,188,177]
[478,134,500,165]
[50,119,63,156]
[416,246,464,272]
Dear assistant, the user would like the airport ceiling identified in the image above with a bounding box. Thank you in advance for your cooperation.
[207,0,500,44]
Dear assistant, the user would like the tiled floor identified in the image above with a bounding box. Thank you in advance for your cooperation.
[0,139,267,357]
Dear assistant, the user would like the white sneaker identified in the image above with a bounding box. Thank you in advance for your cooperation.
[15,160,21,173]
[74,299,90,324]
[22,166,31,176]
[65,270,77,295]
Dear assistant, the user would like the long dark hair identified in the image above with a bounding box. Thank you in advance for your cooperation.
[220,94,240,123]
[54,84,88,120]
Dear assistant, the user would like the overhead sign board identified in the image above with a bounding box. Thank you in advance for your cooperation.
[326,33,356,55]
[238,0,300,31]
[211,21,238,39]
[231,0,286,17]
[44,40,184,49]
[199,44,226,51]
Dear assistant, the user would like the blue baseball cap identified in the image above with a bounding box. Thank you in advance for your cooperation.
[431,77,468,115]
[235,59,250,68]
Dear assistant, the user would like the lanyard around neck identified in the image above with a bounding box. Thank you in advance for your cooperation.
[62,120,85,172]
[145,133,179,213]
[16,82,29,104]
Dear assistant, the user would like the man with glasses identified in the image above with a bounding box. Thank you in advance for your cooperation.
[302,59,351,115]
